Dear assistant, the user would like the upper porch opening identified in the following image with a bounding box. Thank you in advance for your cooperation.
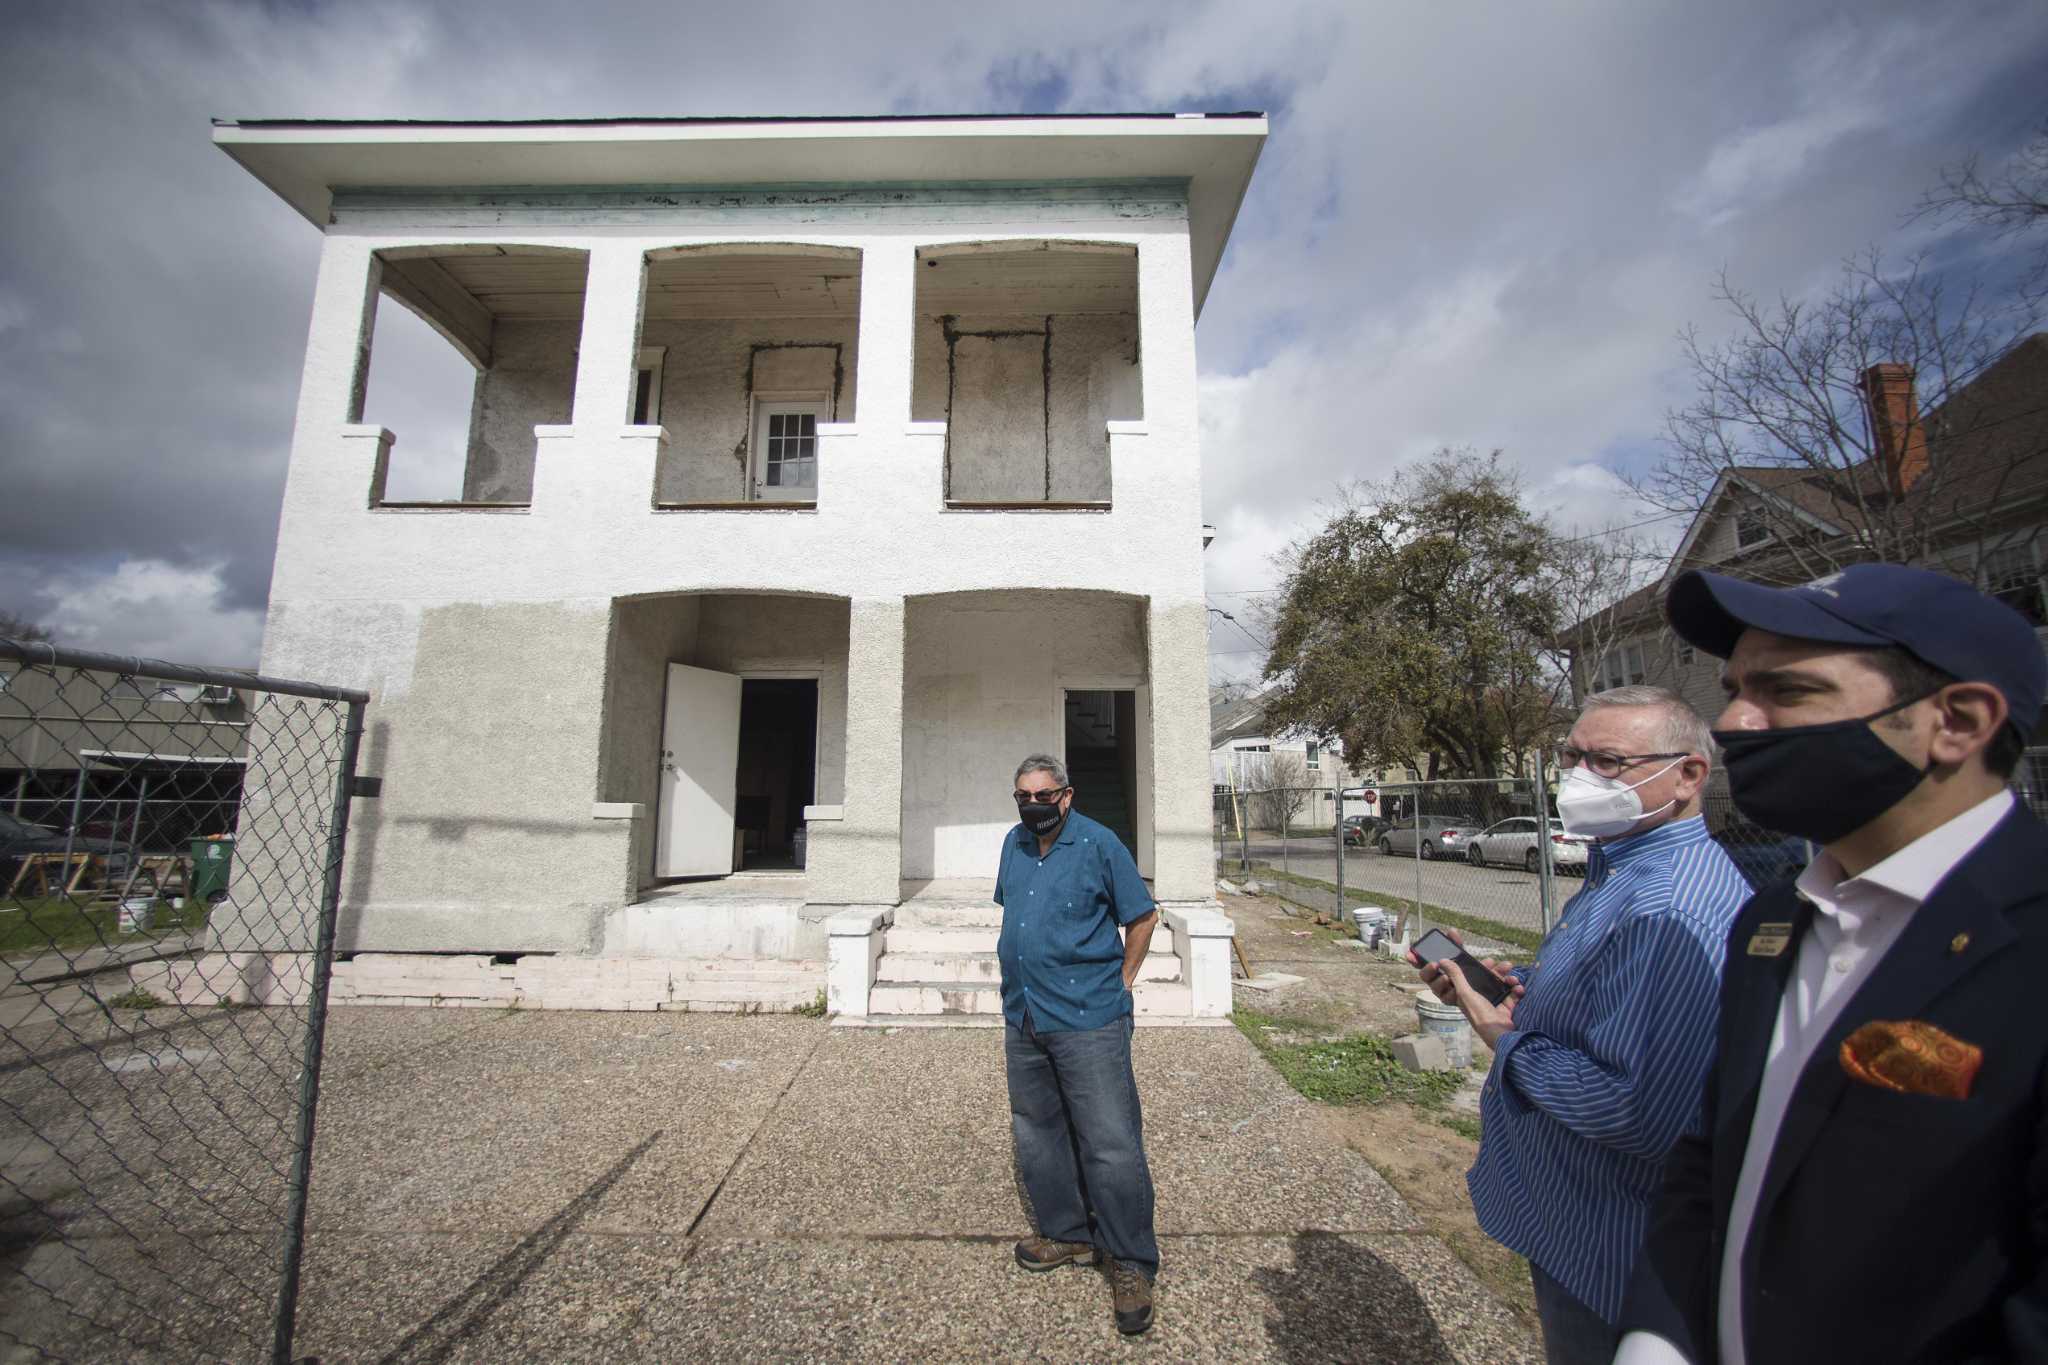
[912,241,1143,509]
[636,244,862,509]
[361,244,590,506]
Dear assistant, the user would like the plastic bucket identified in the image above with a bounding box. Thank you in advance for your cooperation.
[118,897,154,934]
[1414,990,1473,1070]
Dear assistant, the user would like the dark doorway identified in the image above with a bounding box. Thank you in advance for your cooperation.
[1064,689,1138,857]
[734,679,818,871]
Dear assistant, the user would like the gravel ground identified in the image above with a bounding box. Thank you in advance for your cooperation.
[3,996,1539,1362]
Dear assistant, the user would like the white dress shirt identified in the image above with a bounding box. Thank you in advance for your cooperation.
[1614,790,2014,1365]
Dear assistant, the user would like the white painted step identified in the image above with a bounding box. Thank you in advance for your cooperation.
[866,979,1193,1017]
[875,950,1180,984]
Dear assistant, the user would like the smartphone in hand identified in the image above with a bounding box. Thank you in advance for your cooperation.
[1412,928,1512,1007]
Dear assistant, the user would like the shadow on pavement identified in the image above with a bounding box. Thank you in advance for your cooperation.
[1253,1231,1456,1364]
[374,1130,664,1365]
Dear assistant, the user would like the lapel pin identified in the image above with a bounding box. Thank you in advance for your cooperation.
[1747,921,1794,957]
[1950,932,1970,955]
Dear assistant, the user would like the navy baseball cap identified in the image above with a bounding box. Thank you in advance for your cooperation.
[1666,563,2046,741]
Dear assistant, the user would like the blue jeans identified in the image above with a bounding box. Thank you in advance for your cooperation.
[1004,1009,1159,1278]
[1529,1262,1620,1365]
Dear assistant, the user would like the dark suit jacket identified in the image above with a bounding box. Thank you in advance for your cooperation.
[1621,806,2048,1364]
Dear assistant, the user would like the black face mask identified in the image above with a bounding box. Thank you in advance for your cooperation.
[1020,801,1066,837]
[1712,692,1935,845]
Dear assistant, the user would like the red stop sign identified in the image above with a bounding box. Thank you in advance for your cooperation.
[1361,790,1377,805]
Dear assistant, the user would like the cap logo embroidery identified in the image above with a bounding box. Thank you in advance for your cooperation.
[1802,571,1845,599]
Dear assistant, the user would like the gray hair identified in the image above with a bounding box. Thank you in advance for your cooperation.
[1581,685,1713,763]
[1014,753,1070,787]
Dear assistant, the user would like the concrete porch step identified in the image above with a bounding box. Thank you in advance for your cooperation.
[866,979,1193,1017]
[874,950,1181,984]
[884,922,1176,955]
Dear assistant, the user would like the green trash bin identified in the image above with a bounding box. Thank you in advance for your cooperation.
[189,836,234,903]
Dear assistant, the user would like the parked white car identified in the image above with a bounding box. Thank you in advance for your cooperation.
[1465,817,1589,875]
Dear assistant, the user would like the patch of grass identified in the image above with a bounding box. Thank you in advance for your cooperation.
[0,895,212,955]
[792,988,828,1018]
[1437,1113,1483,1142]
[105,987,164,1010]
[1236,1007,1465,1108]
[1248,866,1544,955]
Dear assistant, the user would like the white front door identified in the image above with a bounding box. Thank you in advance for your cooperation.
[656,663,744,877]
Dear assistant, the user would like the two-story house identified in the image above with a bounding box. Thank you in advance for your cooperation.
[1564,334,2048,813]
[209,114,1264,1021]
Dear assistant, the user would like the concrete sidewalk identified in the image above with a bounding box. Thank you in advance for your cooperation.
[285,1008,1538,1363]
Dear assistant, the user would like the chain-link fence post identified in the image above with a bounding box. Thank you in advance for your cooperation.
[269,695,365,1365]
[1535,751,1557,936]
[1334,786,1347,930]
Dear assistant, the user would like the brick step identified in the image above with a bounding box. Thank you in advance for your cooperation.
[866,979,1193,1017]
[874,950,1181,984]
[885,923,1175,955]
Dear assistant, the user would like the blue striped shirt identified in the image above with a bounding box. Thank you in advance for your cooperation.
[1466,814,1751,1323]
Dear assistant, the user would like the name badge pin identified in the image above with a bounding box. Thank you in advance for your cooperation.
[1747,922,1794,957]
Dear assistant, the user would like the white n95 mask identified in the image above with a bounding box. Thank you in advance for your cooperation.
[1554,759,1681,839]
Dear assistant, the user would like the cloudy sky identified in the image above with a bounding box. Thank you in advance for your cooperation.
[2,1,2044,680]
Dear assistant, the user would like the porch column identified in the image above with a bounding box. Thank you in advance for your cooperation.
[295,236,383,432]
[853,241,916,426]
[570,243,648,426]
[829,596,905,904]
[1146,597,1216,902]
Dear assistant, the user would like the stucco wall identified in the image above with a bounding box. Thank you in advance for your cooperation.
[250,597,624,953]
[911,313,1139,503]
[901,591,1145,880]
[463,321,579,502]
[647,318,859,503]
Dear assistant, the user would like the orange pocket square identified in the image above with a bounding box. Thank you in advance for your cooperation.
[1838,1020,1981,1100]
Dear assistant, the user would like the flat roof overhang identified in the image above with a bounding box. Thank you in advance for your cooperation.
[212,113,1267,317]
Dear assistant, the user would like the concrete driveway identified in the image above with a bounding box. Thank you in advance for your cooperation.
[281,1008,1536,1363]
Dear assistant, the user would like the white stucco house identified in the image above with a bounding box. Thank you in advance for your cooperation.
[207,114,1264,1022]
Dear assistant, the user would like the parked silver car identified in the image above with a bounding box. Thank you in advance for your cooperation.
[1466,817,1589,874]
[1377,816,1478,860]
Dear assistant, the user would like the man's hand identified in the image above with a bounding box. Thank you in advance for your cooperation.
[1407,928,1524,1007]
[1437,958,1518,1049]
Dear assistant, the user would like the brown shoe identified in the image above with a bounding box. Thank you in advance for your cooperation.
[1108,1260,1155,1335]
[1014,1236,1100,1272]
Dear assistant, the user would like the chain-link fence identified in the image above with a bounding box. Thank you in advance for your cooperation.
[1219,748,2048,954]
[1215,777,1563,950]
[0,638,367,1363]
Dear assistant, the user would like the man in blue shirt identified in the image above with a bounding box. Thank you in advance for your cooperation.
[1413,687,1751,1364]
[997,752,1161,1336]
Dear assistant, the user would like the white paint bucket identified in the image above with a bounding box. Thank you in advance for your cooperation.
[118,898,154,934]
[1414,990,1473,1070]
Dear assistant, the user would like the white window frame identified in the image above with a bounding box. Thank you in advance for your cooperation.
[1735,507,1770,548]
[631,346,666,426]
[1304,740,1320,771]
[749,390,827,502]
[1676,642,1696,668]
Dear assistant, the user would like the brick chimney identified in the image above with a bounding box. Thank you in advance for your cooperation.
[1860,363,1930,497]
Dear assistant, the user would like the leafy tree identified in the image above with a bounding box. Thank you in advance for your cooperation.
[1260,450,1642,780]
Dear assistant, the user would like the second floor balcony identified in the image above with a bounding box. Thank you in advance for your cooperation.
[356,239,1145,515]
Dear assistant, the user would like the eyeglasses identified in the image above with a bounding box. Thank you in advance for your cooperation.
[1013,787,1069,805]
[1554,747,1687,779]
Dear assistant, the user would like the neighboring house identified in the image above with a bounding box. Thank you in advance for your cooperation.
[1564,335,2048,807]
[0,664,252,853]
[210,114,1266,1020]
[1207,690,1357,827]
